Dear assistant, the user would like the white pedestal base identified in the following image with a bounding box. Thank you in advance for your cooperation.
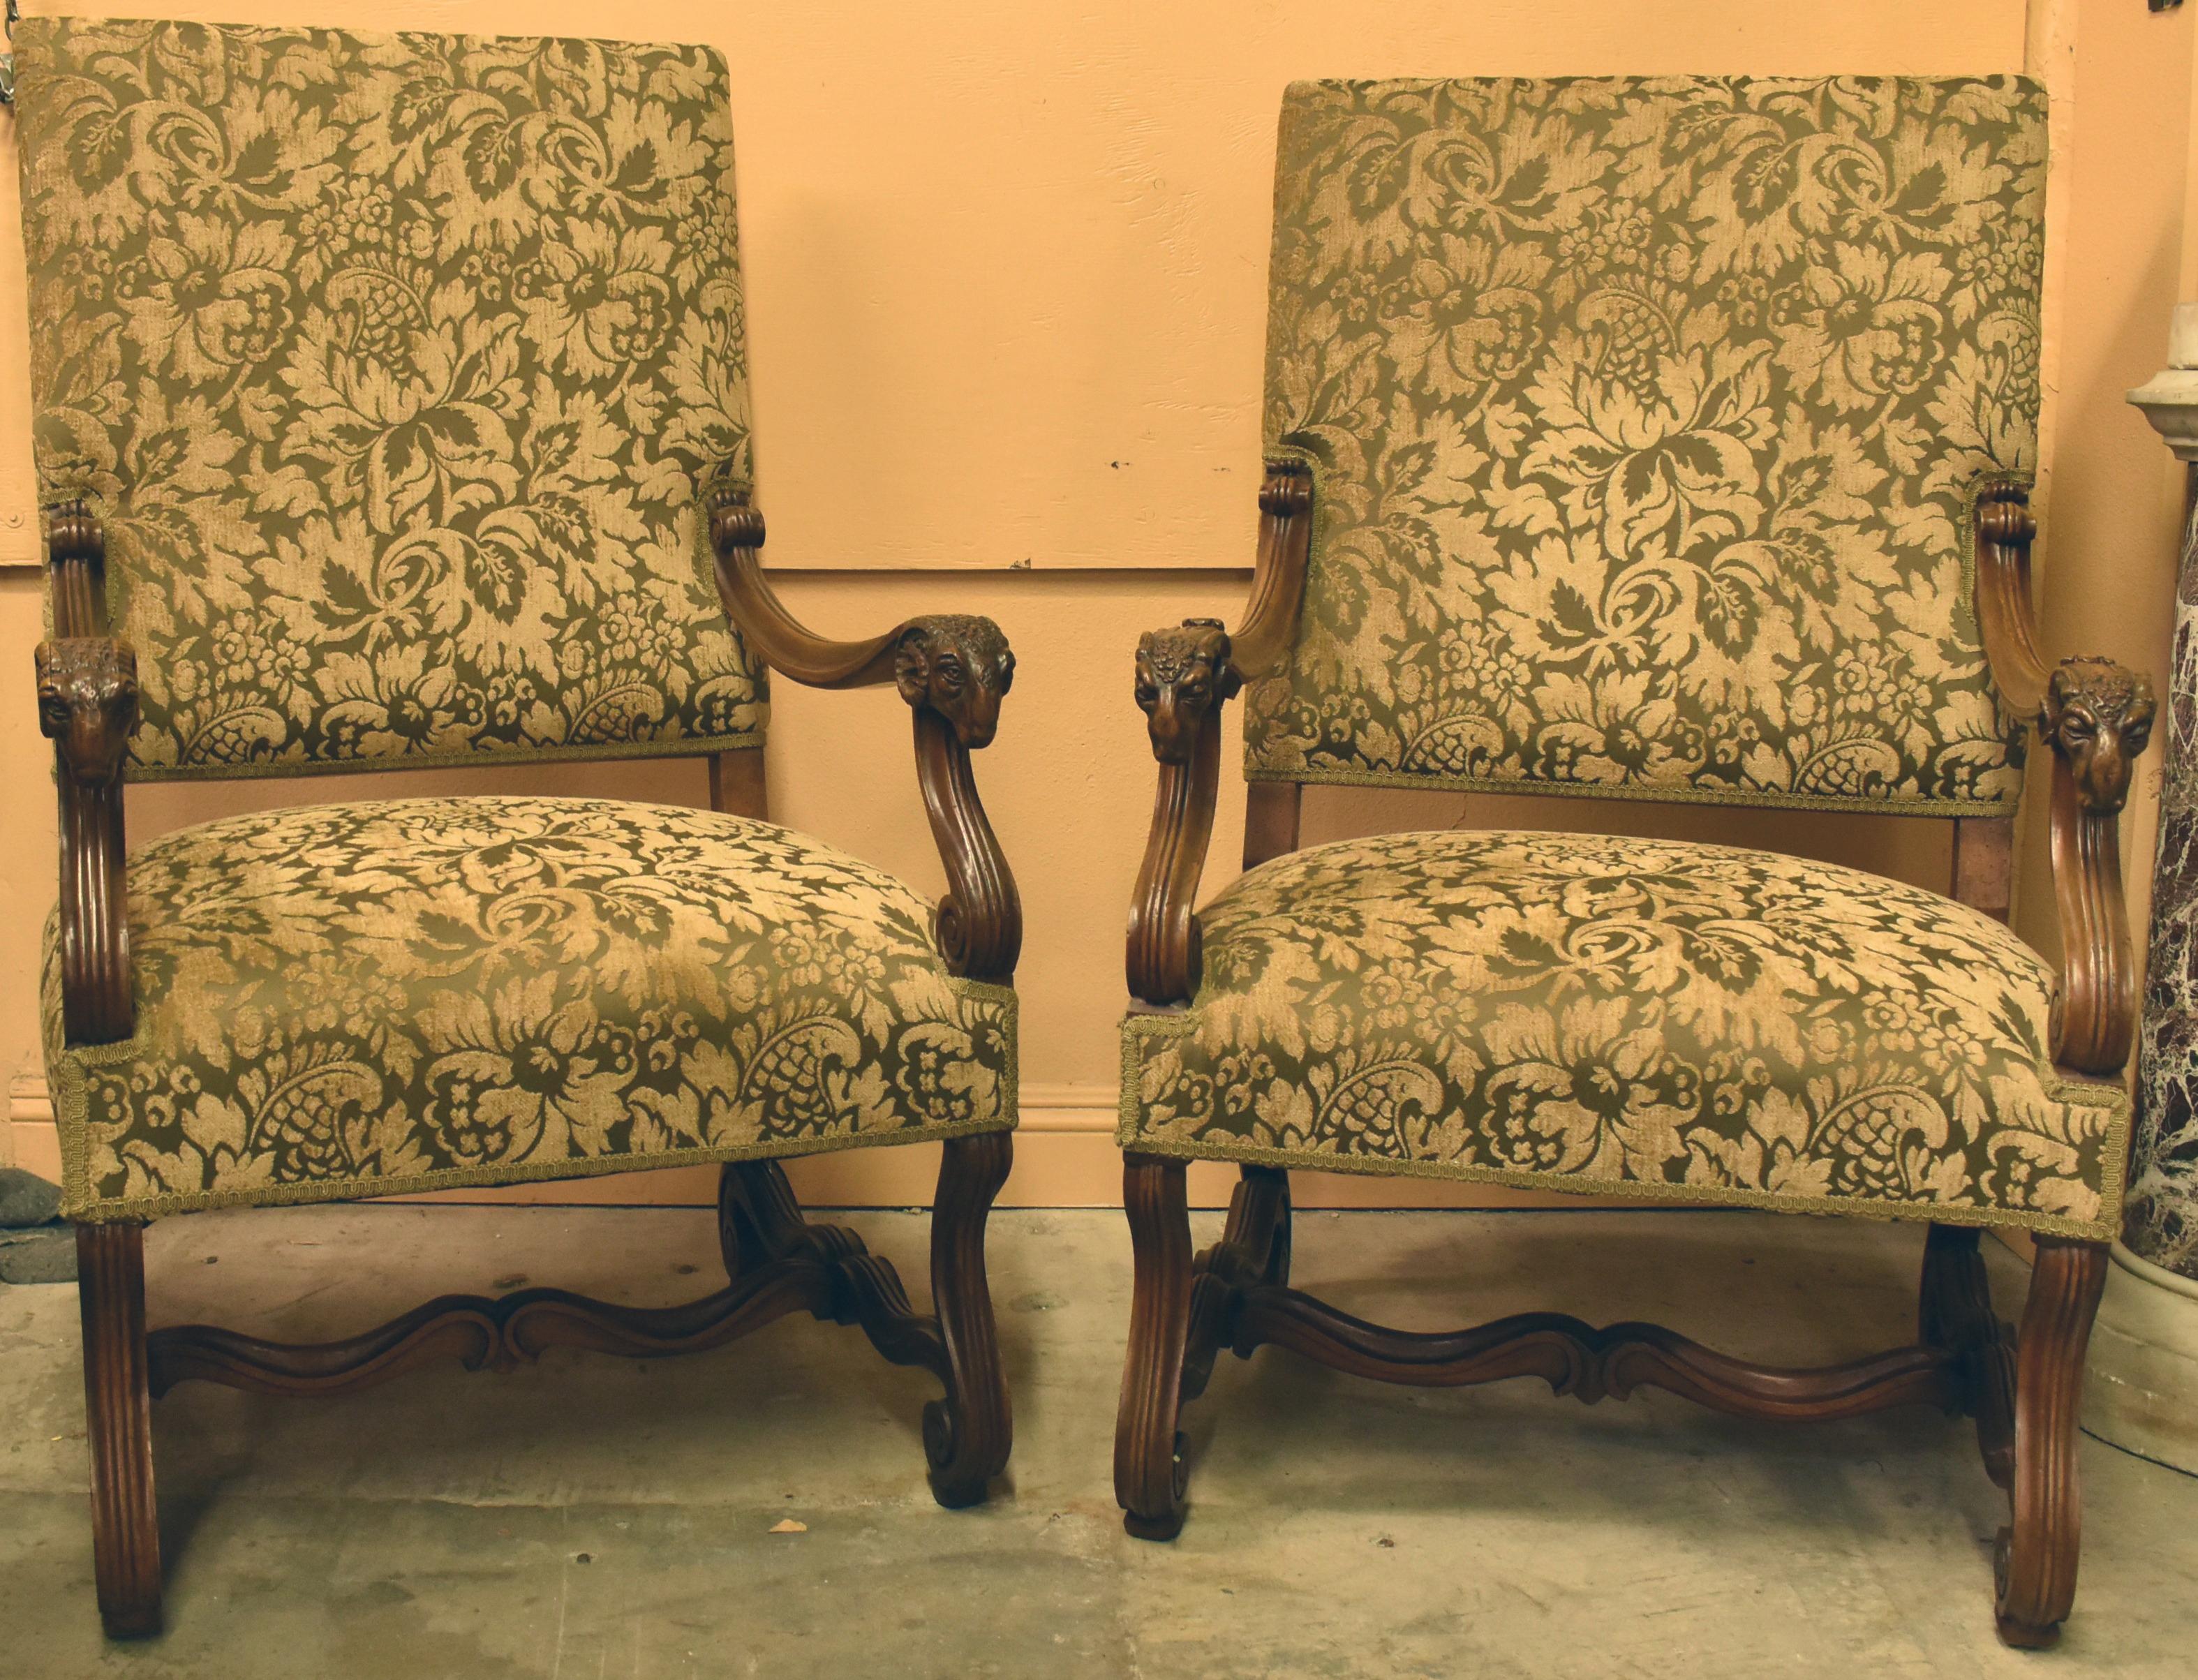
[2084,1240,2198,1475]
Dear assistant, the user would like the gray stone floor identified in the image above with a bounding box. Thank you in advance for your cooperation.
[2,1205,2195,1678]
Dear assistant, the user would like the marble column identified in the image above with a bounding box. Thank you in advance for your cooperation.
[2088,304,2198,1471]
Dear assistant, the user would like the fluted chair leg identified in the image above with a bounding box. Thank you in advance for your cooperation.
[1995,1236,2108,1649]
[924,1132,1013,1508]
[76,1223,161,1640]
[1116,1153,1193,1540]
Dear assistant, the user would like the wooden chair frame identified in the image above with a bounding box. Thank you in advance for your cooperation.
[1113,462,2156,1649]
[39,484,1023,1638]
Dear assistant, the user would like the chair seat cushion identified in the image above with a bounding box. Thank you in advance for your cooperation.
[46,798,1015,1221]
[1118,831,2125,1240]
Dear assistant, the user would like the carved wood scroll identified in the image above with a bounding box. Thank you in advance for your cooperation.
[1126,461,1313,1005]
[1974,484,2158,1075]
[38,502,137,1045]
[1129,620,1235,1003]
[707,484,1021,980]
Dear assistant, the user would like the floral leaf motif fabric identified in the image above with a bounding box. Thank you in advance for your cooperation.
[45,799,1016,1221]
[13,18,766,777]
[1244,77,2044,813]
[1119,831,2125,1240]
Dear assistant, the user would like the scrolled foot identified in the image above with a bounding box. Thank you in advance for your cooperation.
[1995,1529,2063,1650]
[921,1397,993,1510]
[1121,1432,1189,1540]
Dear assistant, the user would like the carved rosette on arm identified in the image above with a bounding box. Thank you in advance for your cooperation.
[704,481,1022,982]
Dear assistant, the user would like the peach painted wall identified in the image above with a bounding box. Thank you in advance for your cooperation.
[1,0,2187,1207]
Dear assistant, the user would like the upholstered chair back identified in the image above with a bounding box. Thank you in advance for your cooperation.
[1243,77,2047,815]
[14,17,766,778]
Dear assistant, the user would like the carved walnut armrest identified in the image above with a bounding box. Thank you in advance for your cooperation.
[704,483,1020,980]
[1973,484,2158,1075]
[1125,461,1314,1006]
[1127,620,1238,1004]
[35,502,138,1044]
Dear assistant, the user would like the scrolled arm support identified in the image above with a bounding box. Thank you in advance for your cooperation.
[45,499,109,641]
[705,482,1021,980]
[901,618,1023,981]
[706,488,900,688]
[1128,621,1238,1004]
[36,632,138,1044]
[1231,459,1316,678]
[1973,482,2160,1074]
[1974,484,2050,718]
[2040,655,2157,1074]
[1123,459,1314,1007]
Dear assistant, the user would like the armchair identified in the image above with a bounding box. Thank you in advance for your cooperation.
[14,18,1018,1638]
[1113,76,2152,1649]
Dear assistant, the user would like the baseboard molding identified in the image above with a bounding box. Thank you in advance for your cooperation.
[6,1076,61,1183]
[4,1076,1653,1211]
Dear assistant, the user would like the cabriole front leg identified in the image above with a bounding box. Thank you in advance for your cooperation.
[76,1222,161,1640]
[1116,1154,1194,1540]
[1995,1236,2109,1649]
[924,1131,1013,1508]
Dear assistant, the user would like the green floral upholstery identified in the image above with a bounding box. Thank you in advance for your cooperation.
[13,18,765,777]
[1244,77,2044,814]
[46,799,1016,1222]
[1119,832,2126,1240]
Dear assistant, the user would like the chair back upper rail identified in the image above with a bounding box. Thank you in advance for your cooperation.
[14,17,768,782]
[1244,76,2049,819]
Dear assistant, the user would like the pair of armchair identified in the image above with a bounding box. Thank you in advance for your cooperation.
[13,23,2153,1653]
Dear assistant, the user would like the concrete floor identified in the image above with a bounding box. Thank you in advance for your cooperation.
[2,1207,2195,1679]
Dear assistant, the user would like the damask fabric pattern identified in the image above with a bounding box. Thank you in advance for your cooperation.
[1245,77,2044,813]
[13,18,767,777]
[45,799,1016,1223]
[1119,831,2127,1240]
